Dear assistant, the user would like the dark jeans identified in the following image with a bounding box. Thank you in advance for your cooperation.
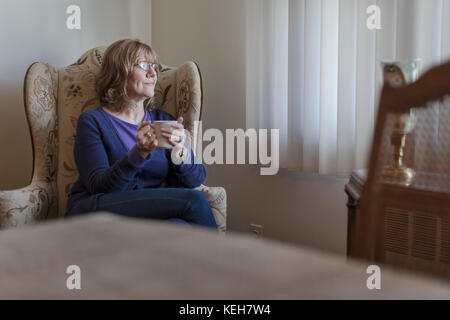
[95,188,217,230]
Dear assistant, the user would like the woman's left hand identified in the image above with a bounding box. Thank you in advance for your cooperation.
[161,116,186,147]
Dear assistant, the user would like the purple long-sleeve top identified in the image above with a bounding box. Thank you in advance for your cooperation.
[65,107,205,217]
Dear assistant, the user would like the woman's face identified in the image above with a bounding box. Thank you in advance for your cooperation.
[127,54,157,101]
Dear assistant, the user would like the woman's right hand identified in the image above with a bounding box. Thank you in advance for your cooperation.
[136,121,158,158]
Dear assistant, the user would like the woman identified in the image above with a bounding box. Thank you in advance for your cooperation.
[65,39,217,230]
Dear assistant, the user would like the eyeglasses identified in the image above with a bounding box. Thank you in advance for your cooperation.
[134,61,158,73]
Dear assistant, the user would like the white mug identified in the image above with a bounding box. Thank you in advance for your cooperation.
[152,121,178,149]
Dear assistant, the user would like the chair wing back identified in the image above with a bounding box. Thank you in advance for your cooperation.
[56,47,204,217]
[25,62,59,183]
[152,62,204,158]
[13,62,59,224]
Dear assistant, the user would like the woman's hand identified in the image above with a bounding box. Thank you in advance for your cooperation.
[161,116,186,147]
[136,121,158,158]
[161,117,189,164]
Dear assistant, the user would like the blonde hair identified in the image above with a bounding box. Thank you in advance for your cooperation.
[95,39,158,112]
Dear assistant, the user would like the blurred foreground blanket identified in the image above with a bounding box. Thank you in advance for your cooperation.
[0,212,449,299]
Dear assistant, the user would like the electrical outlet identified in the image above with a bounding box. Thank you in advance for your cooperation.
[250,223,263,238]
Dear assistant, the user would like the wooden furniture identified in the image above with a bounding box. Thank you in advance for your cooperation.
[348,60,450,279]
[345,169,366,257]
[346,170,450,273]
[1,212,450,299]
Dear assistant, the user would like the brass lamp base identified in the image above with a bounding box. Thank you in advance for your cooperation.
[382,167,416,186]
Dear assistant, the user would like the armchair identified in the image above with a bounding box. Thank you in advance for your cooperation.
[0,47,227,232]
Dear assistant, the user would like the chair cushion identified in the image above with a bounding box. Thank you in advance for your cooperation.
[153,62,203,155]
[56,47,105,217]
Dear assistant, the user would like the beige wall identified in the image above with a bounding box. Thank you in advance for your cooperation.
[0,0,151,188]
[152,0,349,255]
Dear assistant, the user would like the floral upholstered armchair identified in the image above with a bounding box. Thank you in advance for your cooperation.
[0,47,227,232]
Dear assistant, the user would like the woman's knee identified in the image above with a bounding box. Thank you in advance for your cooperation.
[184,190,216,229]
[186,190,210,210]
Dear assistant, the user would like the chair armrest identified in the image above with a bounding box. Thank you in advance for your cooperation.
[0,181,57,229]
[194,184,227,233]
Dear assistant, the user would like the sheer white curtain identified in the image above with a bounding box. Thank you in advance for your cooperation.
[246,0,450,177]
